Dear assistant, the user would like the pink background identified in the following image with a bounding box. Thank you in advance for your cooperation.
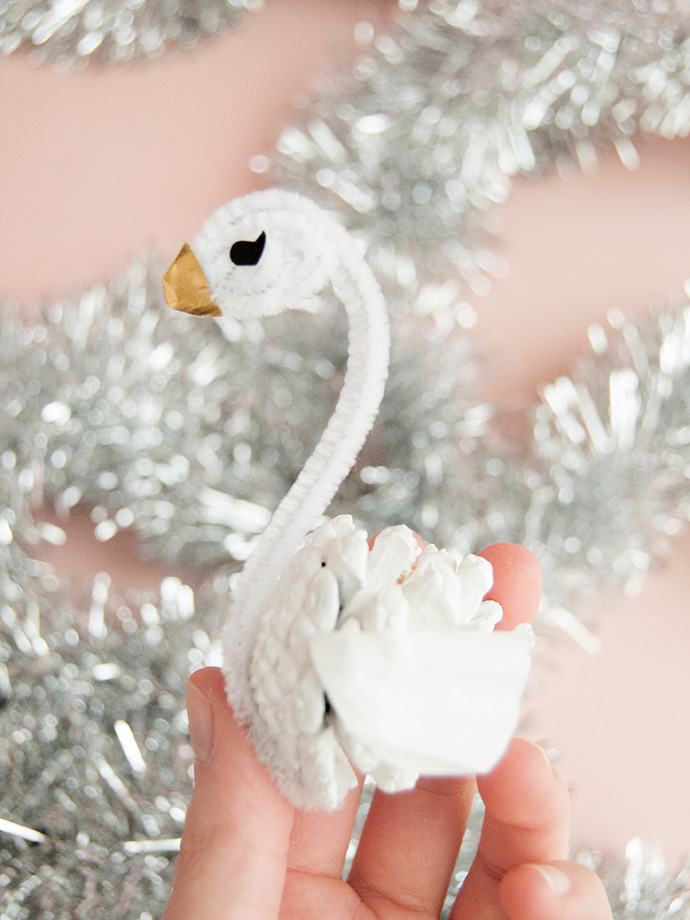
[2,0,689,863]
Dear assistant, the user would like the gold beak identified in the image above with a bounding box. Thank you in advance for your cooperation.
[162,243,222,317]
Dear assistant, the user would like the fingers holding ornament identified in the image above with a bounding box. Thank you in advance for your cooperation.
[500,859,613,920]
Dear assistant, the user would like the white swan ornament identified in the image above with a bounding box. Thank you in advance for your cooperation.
[163,189,534,810]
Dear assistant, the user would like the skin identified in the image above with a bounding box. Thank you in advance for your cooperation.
[163,544,613,920]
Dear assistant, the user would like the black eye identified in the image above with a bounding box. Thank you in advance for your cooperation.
[230,231,266,266]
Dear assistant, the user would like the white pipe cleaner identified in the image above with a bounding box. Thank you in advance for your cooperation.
[163,188,533,810]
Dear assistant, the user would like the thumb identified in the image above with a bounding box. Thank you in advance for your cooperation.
[163,667,294,920]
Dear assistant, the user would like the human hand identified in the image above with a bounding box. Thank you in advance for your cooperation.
[163,543,612,920]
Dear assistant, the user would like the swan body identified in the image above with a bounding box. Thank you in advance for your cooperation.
[163,189,533,810]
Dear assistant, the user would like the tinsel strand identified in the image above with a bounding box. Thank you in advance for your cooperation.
[0,0,258,67]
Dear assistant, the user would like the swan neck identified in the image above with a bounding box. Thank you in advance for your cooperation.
[235,229,390,636]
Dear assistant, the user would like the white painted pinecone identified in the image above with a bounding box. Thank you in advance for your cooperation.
[246,515,530,810]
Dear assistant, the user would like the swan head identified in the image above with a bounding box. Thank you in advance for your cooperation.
[163,189,339,319]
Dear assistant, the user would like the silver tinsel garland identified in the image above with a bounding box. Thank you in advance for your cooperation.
[2,0,690,915]
[577,840,690,920]
[268,0,690,309]
[263,0,690,622]
[4,261,690,629]
[0,0,257,67]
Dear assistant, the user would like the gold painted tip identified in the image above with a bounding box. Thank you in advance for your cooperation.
[162,243,222,317]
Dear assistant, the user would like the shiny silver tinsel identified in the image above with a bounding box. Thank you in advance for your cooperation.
[529,303,690,620]
[0,569,222,917]
[3,0,690,915]
[0,0,257,67]
[267,0,690,315]
[581,840,690,919]
[262,0,690,624]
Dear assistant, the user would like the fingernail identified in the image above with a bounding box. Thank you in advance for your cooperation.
[535,743,555,771]
[534,864,572,896]
[186,679,214,762]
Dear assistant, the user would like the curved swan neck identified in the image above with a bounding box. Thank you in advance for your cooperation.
[233,218,390,643]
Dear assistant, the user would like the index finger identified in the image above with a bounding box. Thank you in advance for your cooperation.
[163,668,294,920]
[478,542,543,631]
